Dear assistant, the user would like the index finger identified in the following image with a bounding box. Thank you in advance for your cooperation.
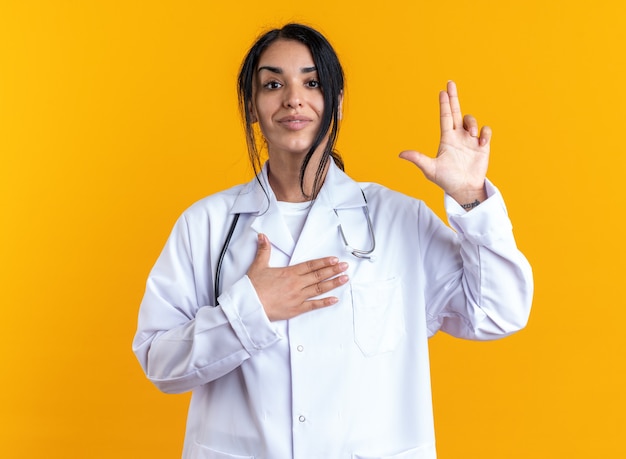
[439,90,453,133]
[440,81,462,133]
[293,256,340,275]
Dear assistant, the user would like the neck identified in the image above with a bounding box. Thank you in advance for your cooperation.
[267,151,329,203]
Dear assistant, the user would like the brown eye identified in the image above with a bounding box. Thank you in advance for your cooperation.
[264,81,282,90]
[307,80,321,89]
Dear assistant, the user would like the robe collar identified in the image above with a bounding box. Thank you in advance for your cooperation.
[229,161,365,261]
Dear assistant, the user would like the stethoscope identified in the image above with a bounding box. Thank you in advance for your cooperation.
[214,191,376,302]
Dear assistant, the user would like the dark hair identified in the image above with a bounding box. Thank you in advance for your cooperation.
[237,23,345,199]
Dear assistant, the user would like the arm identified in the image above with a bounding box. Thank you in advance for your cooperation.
[132,217,349,394]
[132,215,281,394]
[419,181,533,339]
[400,81,532,338]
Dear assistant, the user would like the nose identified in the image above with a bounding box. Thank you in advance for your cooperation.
[283,85,303,109]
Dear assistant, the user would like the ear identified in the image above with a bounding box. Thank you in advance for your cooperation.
[248,101,258,123]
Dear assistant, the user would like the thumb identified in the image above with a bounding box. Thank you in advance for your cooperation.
[249,233,271,271]
[399,150,435,179]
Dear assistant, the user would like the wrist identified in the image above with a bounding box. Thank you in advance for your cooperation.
[450,187,488,212]
[460,199,481,210]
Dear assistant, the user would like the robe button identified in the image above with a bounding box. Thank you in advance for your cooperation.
[298,415,306,422]
[297,345,304,352]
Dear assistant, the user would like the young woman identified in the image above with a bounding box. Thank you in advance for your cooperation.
[133,23,533,459]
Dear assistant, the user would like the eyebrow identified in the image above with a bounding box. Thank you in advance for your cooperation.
[257,66,317,74]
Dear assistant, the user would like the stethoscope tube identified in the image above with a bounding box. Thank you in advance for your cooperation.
[214,213,240,304]
[213,192,376,302]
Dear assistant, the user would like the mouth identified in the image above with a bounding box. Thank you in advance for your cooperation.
[278,116,312,131]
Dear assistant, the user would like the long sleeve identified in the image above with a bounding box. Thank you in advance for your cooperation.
[423,180,533,339]
[132,213,281,394]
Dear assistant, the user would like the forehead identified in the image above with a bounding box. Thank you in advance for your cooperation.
[257,39,315,69]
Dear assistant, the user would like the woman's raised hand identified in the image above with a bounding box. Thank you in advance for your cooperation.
[399,81,490,207]
[247,234,349,321]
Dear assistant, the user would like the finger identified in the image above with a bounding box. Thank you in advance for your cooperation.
[439,89,453,133]
[479,125,492,147]
[293,255,340,276]
[399,150,436,179]
[301,296,340,313]
[463,114,479,137]
[447,81,463,130]
[249,233,271,271]
[301,273,349,299]
[301,261,349,286]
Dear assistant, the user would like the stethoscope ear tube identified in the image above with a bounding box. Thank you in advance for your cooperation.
[335,190,376,261]
[336,203,376,261]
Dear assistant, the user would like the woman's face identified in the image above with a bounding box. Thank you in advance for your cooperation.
[252,39,324,160]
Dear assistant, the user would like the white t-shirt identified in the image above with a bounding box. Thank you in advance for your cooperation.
[276,200,311,243]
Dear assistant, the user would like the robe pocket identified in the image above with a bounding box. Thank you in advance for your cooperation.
[190,442,254,459]
[351,277,406,357]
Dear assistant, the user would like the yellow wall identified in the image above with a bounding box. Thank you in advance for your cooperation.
[2,1,624,457]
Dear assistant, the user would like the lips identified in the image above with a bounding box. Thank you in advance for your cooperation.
[277,115,312,131]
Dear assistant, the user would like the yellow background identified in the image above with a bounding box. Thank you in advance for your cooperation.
[1,0,625,457]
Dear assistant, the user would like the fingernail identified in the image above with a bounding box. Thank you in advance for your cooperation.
[471,127,478,137]
[330,257,339,265]
[339,262,349,270]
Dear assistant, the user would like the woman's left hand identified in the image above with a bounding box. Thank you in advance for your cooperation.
[399,81,490,206]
